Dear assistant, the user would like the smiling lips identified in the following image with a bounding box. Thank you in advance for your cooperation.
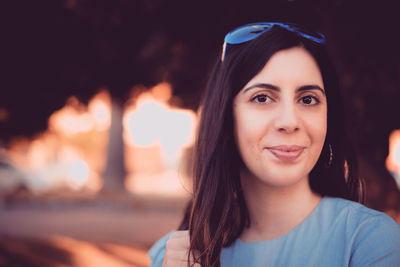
[266,145,305,162]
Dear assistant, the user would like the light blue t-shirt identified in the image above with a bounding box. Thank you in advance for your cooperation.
[149,197,400,266]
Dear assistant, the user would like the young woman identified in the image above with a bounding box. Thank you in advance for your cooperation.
[149,22,400,267]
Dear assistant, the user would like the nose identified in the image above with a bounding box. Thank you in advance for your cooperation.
[274,102,300,133]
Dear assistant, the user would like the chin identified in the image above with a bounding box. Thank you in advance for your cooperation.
[251,165,312,189]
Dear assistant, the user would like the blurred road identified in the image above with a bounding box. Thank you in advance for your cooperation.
[0,194,188,266]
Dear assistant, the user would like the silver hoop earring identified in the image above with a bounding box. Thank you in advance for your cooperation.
[326,144,333,168]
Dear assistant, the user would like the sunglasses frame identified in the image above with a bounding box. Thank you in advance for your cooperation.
[221,22,326,62]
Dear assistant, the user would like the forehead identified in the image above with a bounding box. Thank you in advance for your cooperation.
[244,47,324,89]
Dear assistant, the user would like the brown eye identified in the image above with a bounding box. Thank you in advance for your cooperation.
[251,94,271,104]
[300,95,319,105]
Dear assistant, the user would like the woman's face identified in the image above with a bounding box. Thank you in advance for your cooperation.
[233,47,327,189]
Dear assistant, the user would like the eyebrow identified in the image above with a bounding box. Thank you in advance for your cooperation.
[242,83,326,95]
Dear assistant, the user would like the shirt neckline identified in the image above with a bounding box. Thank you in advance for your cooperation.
[237,196,327,245]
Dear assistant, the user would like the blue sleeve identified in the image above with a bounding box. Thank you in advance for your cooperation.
[148,231,174,267]
[350,213,400,267]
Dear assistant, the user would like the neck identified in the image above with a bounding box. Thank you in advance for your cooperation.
[240,172,321,242]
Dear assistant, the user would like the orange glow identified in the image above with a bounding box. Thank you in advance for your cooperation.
[49,90,111,136]
[124,82,196,196]
[386,129,400,189]
[3,84,195,196]
[124,83,196,153]
[4,91,111,193]
[88,90,112,131]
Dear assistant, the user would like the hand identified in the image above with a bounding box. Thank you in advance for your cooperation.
[162,230,201,267]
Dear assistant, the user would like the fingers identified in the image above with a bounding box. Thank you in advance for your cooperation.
[163,230,201,267]
[167,230,190,249]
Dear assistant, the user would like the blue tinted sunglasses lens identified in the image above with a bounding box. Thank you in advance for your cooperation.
[224,24,272,44]
[284,23,326,44]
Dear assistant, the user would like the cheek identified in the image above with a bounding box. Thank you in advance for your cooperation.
[307,109,327,147]
[234,108,271,156]
[318,109,328,140]
[234,113,252,152]
[235,108,254,140]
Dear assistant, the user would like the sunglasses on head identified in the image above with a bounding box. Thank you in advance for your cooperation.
[221,22,326,62]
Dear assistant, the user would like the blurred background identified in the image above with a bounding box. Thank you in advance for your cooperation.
[1,0,400,266]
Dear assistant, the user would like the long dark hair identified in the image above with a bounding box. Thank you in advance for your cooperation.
[180,25,364,267]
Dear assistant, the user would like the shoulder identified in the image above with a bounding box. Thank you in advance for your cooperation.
[323,197,400,266]
[322,196,400,235]
[321,196,395,222]
[148,231,174,267]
